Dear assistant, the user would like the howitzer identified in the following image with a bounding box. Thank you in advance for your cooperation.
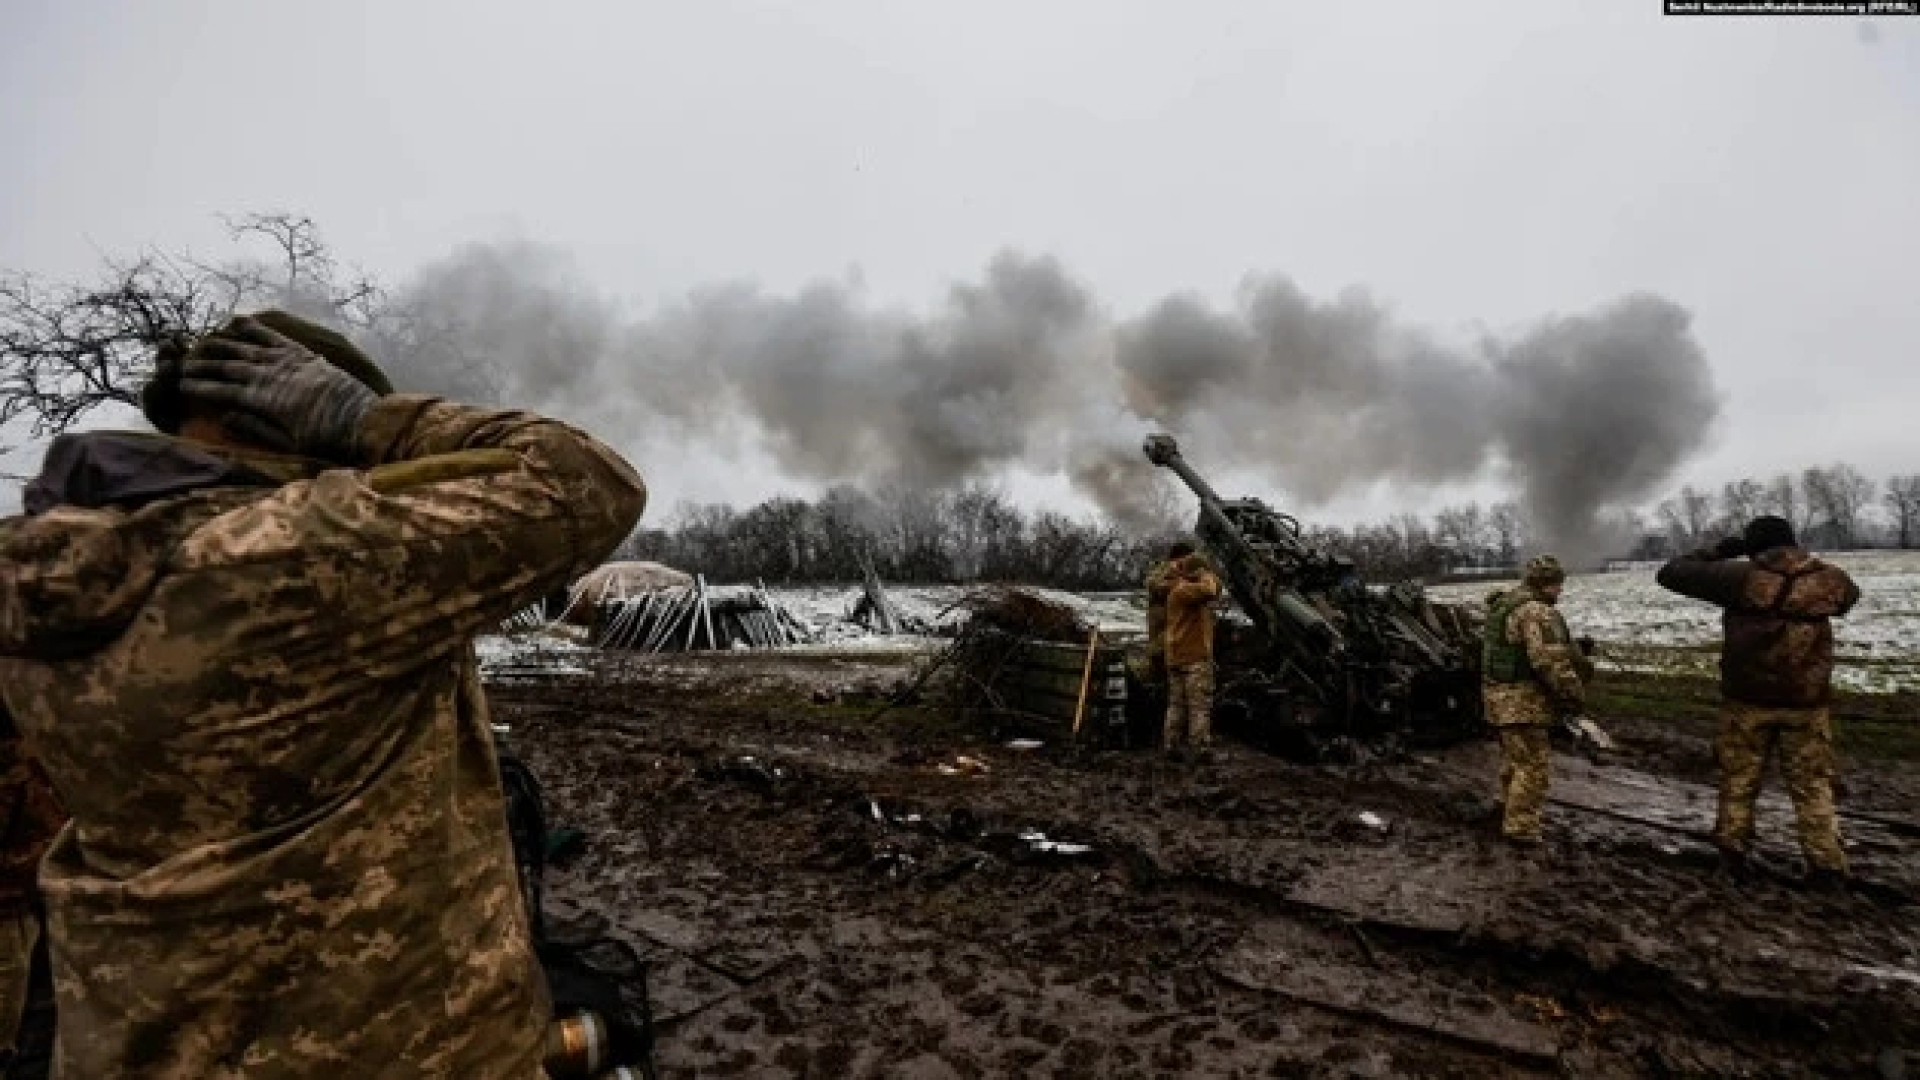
[1144,434,1483,744]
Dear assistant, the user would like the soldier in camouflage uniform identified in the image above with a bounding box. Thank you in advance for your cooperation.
[1482,555,1593,845]
[1143,542,1192,685]
[1657,516,1859,881]
[0,312,646,1078]
[1163,551,1223,756]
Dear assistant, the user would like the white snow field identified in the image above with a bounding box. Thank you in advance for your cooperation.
[479,551,1918,695]
[1430,550,1920,694]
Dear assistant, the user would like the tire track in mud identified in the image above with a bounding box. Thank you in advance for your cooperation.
[490,672,1919,1077]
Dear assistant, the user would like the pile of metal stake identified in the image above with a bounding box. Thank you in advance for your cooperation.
[593,577,814,652]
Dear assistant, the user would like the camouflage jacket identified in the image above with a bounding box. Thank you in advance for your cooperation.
[0,395,645,1079]
[1657,545,1858,708]
[1144,560,1175,650]
[1164,561,1222,668]
[1482,588,1588,727]
[0,705,65,921]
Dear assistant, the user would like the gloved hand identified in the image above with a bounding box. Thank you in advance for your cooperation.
[1712,535,1748,560]
[178,316,380,462]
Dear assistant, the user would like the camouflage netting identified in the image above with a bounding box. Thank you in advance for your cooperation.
[895,588,1103,730]
[949,587,1093,644]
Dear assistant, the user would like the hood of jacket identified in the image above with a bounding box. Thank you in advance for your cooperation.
[1,431,323,661]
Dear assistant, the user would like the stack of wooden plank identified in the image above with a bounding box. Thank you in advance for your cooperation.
[594,577,814,652]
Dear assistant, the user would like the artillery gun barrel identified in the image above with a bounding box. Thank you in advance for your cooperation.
[1143,433,1315,565]
[1143,433,1347,696]
[1142,434,1225,507]
[1142,433,1248,550]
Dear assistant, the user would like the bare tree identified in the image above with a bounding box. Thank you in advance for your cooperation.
[1886,475,1920,550]
[1718,478,1765,533]
[1658,485,1716,549]
[0,212,387,437]
[1433,502,1488,567]
[216,213,382,325]
[1,256,217,434]
[1488,501,1525,565]
[1801,464,1876,549]
[1762,473,1814,535]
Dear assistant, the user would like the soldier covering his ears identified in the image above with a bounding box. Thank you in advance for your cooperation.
[0,311,645,1076]
[1657,516,1858,884]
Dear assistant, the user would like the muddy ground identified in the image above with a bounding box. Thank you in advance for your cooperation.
[488,647,1920,1078]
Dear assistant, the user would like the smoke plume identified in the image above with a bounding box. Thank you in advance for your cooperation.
[1115,281,1720,563]
[377,244,1721,561]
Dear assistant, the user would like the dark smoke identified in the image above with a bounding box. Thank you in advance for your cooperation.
[1114,280,1720,562]
[618,253,1099,489]
[1491,296,1720,564]
[1116,281,1501,503]
[371,241,616,409]
[377,245,1721,559]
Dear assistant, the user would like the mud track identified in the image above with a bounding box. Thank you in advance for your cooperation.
[489,650,1919,1078]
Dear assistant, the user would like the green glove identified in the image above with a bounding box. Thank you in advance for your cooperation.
[179,316,380,462]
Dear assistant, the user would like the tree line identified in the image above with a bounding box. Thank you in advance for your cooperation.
[616,487,1185,592]
[616,467,1919,591]
[1652,469,1920,554]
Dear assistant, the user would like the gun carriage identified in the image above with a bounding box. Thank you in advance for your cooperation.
[1143,434,1483,753]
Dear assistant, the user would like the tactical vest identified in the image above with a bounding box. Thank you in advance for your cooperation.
[1482,591,1564,684]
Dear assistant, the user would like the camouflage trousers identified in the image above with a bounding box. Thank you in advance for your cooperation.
[0,911,36,1051]
[1715,702,1848,873]
[1165,662,1215,751]
[1497,725,1551,842]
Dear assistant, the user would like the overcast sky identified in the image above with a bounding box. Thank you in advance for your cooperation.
[2,1,1915,523]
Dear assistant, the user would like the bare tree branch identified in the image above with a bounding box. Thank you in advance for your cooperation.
[0,212,392,437]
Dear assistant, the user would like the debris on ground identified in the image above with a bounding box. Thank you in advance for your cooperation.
[488,648,1920,1077]
[848,555,929,635]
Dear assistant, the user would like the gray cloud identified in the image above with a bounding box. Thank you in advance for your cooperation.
[1492,296,1720,564]
[379,244,1718,557]
[1115,280,1717,561]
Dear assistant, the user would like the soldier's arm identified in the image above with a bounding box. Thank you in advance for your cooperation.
[1516,604,1584,713]
[1832,568,1862,617]
[185,396,645,666]
[1146,564,1173,601]
[1170,571,1222,606]
[1654,551,1748,608]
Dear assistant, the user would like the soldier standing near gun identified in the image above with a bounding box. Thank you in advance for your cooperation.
[0,312,645,1076]
[1482,555,1593,846]
[1143,542,1190,685]
[1656,516,1858,885]
[1163,549,1223,759]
